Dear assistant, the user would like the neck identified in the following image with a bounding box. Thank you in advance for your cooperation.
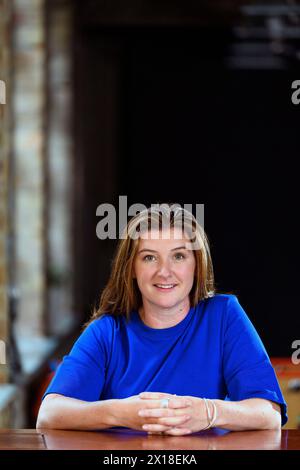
[139,298,191,329]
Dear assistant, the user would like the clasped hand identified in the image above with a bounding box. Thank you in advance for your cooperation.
[136,391,209,435]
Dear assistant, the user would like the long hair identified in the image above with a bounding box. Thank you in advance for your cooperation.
[85,203,215,327]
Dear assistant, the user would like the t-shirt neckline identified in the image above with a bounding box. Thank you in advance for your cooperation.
[129,305,196,339]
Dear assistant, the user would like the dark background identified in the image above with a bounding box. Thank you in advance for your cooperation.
[72,0,300,356]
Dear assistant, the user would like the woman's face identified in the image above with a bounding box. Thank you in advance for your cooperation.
[133,227,196,311]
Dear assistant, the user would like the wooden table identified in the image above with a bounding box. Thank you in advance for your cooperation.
[0,428,300,450]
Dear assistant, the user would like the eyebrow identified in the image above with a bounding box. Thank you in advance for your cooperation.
[138,246,187,254]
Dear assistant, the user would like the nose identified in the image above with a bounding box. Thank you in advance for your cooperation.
[156,259,173,278]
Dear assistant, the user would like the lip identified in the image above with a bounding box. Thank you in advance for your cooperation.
[153,284,178,292]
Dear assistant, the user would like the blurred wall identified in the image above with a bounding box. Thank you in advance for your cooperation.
[0,0,11,384]
[72,3,300,356]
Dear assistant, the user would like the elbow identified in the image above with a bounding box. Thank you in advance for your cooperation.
[36,395,60,429]
[36,416,47,429]
[36,415,48,429]
[256,400,282,430]
[36,407,53,429]
[266,420,281,431]
[269,414,282,430]
[264,408,282,430]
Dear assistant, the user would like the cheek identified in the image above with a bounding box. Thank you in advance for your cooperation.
[135,263,153,280]
[180,260,195,277]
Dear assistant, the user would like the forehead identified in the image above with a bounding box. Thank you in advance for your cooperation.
[138,227,190,248]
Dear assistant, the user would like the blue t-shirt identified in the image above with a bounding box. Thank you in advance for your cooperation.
[44,294,288,426]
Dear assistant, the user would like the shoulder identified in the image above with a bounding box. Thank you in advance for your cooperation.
[202,293,239,310]
[79,314,125,355]
[200,293,247,325]
[87,313,123,335]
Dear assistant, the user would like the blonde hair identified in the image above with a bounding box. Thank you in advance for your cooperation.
[85,203,215,327]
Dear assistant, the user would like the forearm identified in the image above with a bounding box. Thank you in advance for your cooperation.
[213,398,282,431]
[36,394,119,431]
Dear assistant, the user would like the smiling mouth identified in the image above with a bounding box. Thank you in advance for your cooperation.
[154,284,178,290]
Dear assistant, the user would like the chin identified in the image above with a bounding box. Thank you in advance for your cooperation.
[152,299,182,309]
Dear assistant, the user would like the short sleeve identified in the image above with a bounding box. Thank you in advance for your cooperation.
[43,319,109,401]
[223,295,288,426]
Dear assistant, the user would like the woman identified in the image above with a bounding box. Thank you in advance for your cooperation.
[37,204,287,434]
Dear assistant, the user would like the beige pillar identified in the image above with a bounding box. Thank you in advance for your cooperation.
[13,0,46,338]
[0,0,11,382]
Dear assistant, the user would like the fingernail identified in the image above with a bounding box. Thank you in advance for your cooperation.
[138,410,145,416]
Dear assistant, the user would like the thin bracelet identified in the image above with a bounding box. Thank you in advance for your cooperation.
[203,398,211,422]
[201,398,212,430]
[209,400,218,427]
[201,398,217,431]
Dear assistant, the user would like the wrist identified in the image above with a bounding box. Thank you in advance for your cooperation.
[200,398,218,430]
[100,399,120,427]
[212,399,224,428]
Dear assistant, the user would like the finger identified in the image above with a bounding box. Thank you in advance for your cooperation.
[139,399,191,416]
[138,408,177,418]
[139,408,191,419]
[139,392,172,399]
[168,398,192,409]
[163,427,192,436]
[142,423,175,432]
[142,416,191,428]
[139,398,191,410]
[158,415,191,427]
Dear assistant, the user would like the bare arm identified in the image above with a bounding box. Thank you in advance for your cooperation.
[36,394,118,430]
[137,392,282,435]
[213,398,282,431]
[36,393,192,431]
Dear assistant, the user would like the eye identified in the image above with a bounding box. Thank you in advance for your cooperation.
[174,252,186,260]
[143,254,156,262]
